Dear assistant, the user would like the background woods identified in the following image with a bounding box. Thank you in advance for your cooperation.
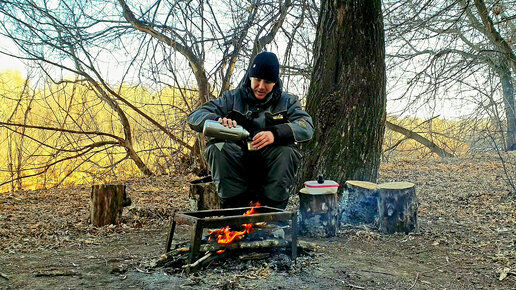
[0,0,514,195]
[0,0,318,191]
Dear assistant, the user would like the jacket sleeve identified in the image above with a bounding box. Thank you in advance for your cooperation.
[187,93,230,133]
[270,94,314,143]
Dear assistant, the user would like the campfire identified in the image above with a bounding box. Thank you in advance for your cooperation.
[208,202,261,245]
[164,203,298,272]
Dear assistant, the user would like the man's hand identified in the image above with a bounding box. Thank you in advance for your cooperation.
[218,117,237,128]
[252,131,274,150]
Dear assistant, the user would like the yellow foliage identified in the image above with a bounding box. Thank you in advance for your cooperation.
[0,71,198,193]
[383,115,481,160]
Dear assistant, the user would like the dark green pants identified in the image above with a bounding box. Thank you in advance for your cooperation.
[206,142,301,209]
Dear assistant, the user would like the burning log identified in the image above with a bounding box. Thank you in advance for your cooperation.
[157,239,318,271]
[90,184,131,226]
[339,180,378,226]
[207,202,261,244]
[377,182,418,234]
[166,240,317,256]
[189,176,219,210]
[164,205,298,264]
[298,188,338,237]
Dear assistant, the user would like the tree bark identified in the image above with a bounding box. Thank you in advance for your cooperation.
[499,66,516,150]
[90,184,131,226]
[377,182,418,234]
[298,0,386,187]
[189,176,220,210]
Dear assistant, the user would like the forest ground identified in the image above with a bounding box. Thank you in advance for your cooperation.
[0,153,515,289]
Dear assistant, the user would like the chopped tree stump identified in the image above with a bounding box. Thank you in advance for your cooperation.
[90,184,131,226]
[339,180,378,226]
[189,176,219,210]
[377,182,418,234]
[298,188,338,237]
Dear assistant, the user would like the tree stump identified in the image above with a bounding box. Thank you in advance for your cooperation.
[339,180,378,226]
[377,182,418,234]
[90,184,131,226]
[298,188,338,237]
[189,176,219,210]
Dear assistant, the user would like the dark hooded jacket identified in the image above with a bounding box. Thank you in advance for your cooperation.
[187,78,313,146]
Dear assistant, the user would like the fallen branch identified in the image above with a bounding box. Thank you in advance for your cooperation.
[182,252,213,269]
[239,252,270,261]
[0,272,9,280]
[385,120,454,158]
[34,271,80,277]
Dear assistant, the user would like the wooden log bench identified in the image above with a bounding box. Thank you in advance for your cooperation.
[377,182,418,234]
[298,188,338,237]
[90,184,131,226]
[338,180,418,234]
[189,176,219,210]
[339,180,378,226]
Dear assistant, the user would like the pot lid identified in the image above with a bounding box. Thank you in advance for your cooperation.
[304,180,339,188]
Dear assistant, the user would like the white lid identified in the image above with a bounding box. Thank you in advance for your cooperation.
[304,180,339,188]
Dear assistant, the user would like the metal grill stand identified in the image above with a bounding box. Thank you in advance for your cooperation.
[165,206,298,264]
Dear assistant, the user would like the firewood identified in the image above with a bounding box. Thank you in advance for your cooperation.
[239,252,270,261]
[165,239,317,257]
[34,270,80,277]
[182,252,213,269]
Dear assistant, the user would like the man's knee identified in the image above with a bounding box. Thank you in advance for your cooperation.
[262,145,302,201]
[206,142,247,199]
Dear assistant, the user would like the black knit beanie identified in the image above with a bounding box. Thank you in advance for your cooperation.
[249,52,279,83]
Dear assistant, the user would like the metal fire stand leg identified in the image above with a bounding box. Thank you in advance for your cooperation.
[188,220,204,264]
[164,214,177,253]
[291,212,298,260]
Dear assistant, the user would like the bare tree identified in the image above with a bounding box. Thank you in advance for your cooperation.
[0,1,158,179]
[117,0,305,173]
[384,0,516,150]
[0,0,317,188]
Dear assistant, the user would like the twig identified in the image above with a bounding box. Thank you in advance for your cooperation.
[34,271,80,277]
[408,272,419,290]
[0,272,9,280]
[342,281,365,289]
[358,269,395,276]
[182,252,213,269]
[421,262,449,275]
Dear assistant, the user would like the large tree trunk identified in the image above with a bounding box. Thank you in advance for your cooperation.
[299,0,386,186]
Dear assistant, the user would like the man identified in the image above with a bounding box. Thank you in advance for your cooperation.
[188,51,313,209]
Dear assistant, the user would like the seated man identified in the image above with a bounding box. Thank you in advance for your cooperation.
[188,52,313,209]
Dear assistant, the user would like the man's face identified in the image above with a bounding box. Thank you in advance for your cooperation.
[250,77,275,100]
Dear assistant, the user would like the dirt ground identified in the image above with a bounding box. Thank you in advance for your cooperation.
[1,154,515,289]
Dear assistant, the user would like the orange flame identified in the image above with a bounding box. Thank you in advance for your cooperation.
[209,202,261,245]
